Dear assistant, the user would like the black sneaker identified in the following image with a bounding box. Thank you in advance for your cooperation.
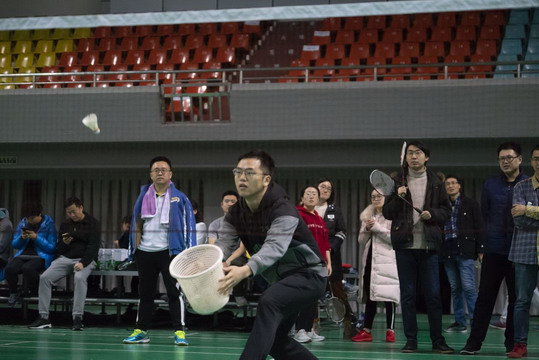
[460,344,481,355]
[72,316,84,331]
[433,341,454,354]
[444,321,467,333]
[28,317,52,329]
[401,340,418,353]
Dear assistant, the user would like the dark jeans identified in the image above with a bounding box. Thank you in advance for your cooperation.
[240,270,326,360]
[4,257,45,294]
[135,249,182,331]
[514,263,539,344]
[466,252,515,351]
[395,249,444,344]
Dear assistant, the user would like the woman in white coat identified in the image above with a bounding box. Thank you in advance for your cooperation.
[352,189,400,343]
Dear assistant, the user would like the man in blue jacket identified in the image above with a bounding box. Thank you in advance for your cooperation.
[123,156,196,346]
[461,142,528,355]
[5,202,56,306]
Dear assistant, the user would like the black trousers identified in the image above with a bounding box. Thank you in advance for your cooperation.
[466,252,515,351]
[4,257,45,294]
[135,249,182,331]
[240,270,327,360]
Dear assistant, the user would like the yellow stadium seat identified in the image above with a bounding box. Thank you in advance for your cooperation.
[0,54,11,68]
[31,29,51,40]
[17,67,36,88]
[0,41,11,54]
[12,30,32,41]
[36,52,56,67]
[0,31,10,41]
[72,28,92,39]
[55,39,74,52]
[35,40,54,53]
[13,40,33,54]
[0,84,16,90]
[50,28,72,39]
[14,53,34,68]
[0,67,13,83]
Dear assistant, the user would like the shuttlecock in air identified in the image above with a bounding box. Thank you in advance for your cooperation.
[82,113,100,135]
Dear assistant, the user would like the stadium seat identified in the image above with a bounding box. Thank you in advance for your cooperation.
[113,26,135,38]
[135,25,154,37]
[530,24,539,38]
[367,16,386,30]
[0,54,12,69]
[178,63,199,80]
[312,58,335,77]
[208,34,228,48]
[16,67,36,88]
[119,37,139,51]
[300,45,321,62]
[77,38,95,52]
[178,24,196,35]
[444,55,466,74]
[382,28,403,43]
[468,54,492,73]
[230,33,250,49]
[38,66,60,88]
[349,43,371,60]
[413,13,434,28]
[98,38,116,52]
[475,40,497,57]
[374,43,395,59]
[0,31,10,41]
[193,47,213,63]
[185,35,205,49]
[125,50,145,66]
[358,29,379,43]
[484,11,506,26]
[424,41,446,58]
[35,40,54,54]
[455,26,477,41]
[36,52,57,68]
[321,18,341,31]
[169,48,190,64]
[437,12,457,27]
[55,39,74,53]
[495,54,518,72]
[390,15,410,29]
[339,58,360,78]
[147,49,168,66]
[524,53,539,70]
[216,47,236,64]
[156,63,176,80]
[505,24,527,39]
[140,36,161,51]
[364,57,387,76]
[221,22,240,35]
[479,25,501,40]
[527,39,539,54]
[324,44,346,60]
[200,61,222,80]
[12,30,32,41]
[31,29,50,40]
[106,64,130,84]
[500,39,523,56]
[460,11,481,26]
[83,65,106,84]
[278,77,299,83]
[93,27,112,38]
[399,42,420,58]
[0,67,13,84]
[156,25,176,36]
[431,27,453,42]
[311,31,331,46]
[416,56,440,74]
[406,27,428,42]
[13,40,33,54]
[521,72,539,78]
[198,23,217,35]
[0,41,11,54]
[288,59,309,77]
[50,28,71,40]
[14,54,34,68]
[449,40,471,57]
[102,50,123,66]
[80,51,100,67]
[335,30,355,44]
[131,63,154,83]
[62,66,84,87]
[384,75,405,81]
[344,17,364,30]
[390,56,412,74]
[508,10,530,25]
[162,36,183,50]
[72,28,92,39]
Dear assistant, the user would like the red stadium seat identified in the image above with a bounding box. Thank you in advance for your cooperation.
[221,22,240,35]
[364,57,387,75]
[162,36,183,50]
[424,41,446,58]
[460,11,482,26]
[367,16,387,30]
[455,26,477,41]
[339,58,360,78]
[278,77,299,83]
[80,51,100,67]
[406,27,428,42]
[437,12,457,27]
[107,64,129,82]
[413,13,434,28]
[198,23,217,35]
[230,33,250,49]
[131,63,154,82]
[119,37,139,51]
[431,27,453,42]
[449,40,471,57]
[83,65,106,85]
[350,43,371,60]
[140,36,161,51]
[243,21,261,35]
[311,31,331,45]
[135,25,154,37]
[484,11,506,26]
[479,25,501,40]
[390,56,412,74]
[125,50,145,66]
[475,40,497,57]
[384,75,405,81]
[208,34,228,48]
[399,42,420,58]
[444,55,466,73]
[312,58,335,77]
[335,30,355,44]
[147,49,168,66]
[468,54,493,73]
[390,15,410,29]
[324,44,346,60]
[300,45,321,62]
[178,24,196,35]
[93,27,112,38]
[200,61,222,80]
[185,35,205,49]
[358,29,379,43]
[169,48,189,64]
[62,66,83,87]
[288,59,309,77]
[102,50,123,66]
[98,38,116,52]
[59,52,78,67]
[156,25,177,36]
[216,47,235,64]
[77,38,95,52]
[113,26,135,38]
[37,66,60,88]
[416,56,440,74]
[374,43,395,59]
[321,18,341,31]
[156,63,175,80]
[178,63,199,80]
[344,17,364,30]
[193,47,213,63]
[382,28,403,43]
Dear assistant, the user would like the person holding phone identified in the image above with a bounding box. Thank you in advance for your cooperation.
[5,203,56,307]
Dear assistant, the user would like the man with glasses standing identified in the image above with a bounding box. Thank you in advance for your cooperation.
[216,150,327,360]
[123,156,196,346]
[506,144,539,358]
[461,142,528,355]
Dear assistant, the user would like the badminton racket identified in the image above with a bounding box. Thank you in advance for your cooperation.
[369,169,422,214]
[324,282,346,323]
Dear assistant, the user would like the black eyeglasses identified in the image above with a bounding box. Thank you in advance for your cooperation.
[498,155,519,163]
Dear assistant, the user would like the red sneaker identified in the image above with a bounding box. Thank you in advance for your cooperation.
[386,329,395,342]
[352,329,373,342]
[507,343,528,358]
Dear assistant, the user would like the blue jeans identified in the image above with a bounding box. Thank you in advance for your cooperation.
[395,249,445,344]
[514,263,539,344]
[443,256,478,326]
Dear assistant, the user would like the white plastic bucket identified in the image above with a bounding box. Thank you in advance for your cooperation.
[169,244,229,315]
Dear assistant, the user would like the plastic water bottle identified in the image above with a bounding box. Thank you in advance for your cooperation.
[98,249,105,270]
[103,249,112,270]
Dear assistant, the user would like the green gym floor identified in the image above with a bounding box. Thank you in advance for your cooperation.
[1,311,539,359]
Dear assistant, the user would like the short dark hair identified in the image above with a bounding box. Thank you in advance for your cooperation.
[221,190,239,201]
[531,144,539,156]
[299,185,320,204]
[149,156,172,171]
[22,202,42,217]
[406,140,430,158]
[237,149,275,177]
[497,142,522,156]
[444,174,461,184]
[191,200,203,222]
[121,216,130,224]
[317,177,336,204]
[64,197,83,209]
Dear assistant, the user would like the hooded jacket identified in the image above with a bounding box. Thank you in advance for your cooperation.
[0,208,13,281]
[296,205,330,258]
[217,182,327,284]
[12,214,57,268]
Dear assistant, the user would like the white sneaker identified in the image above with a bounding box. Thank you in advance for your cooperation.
[307,331,325,342]
[294,329,311,343]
